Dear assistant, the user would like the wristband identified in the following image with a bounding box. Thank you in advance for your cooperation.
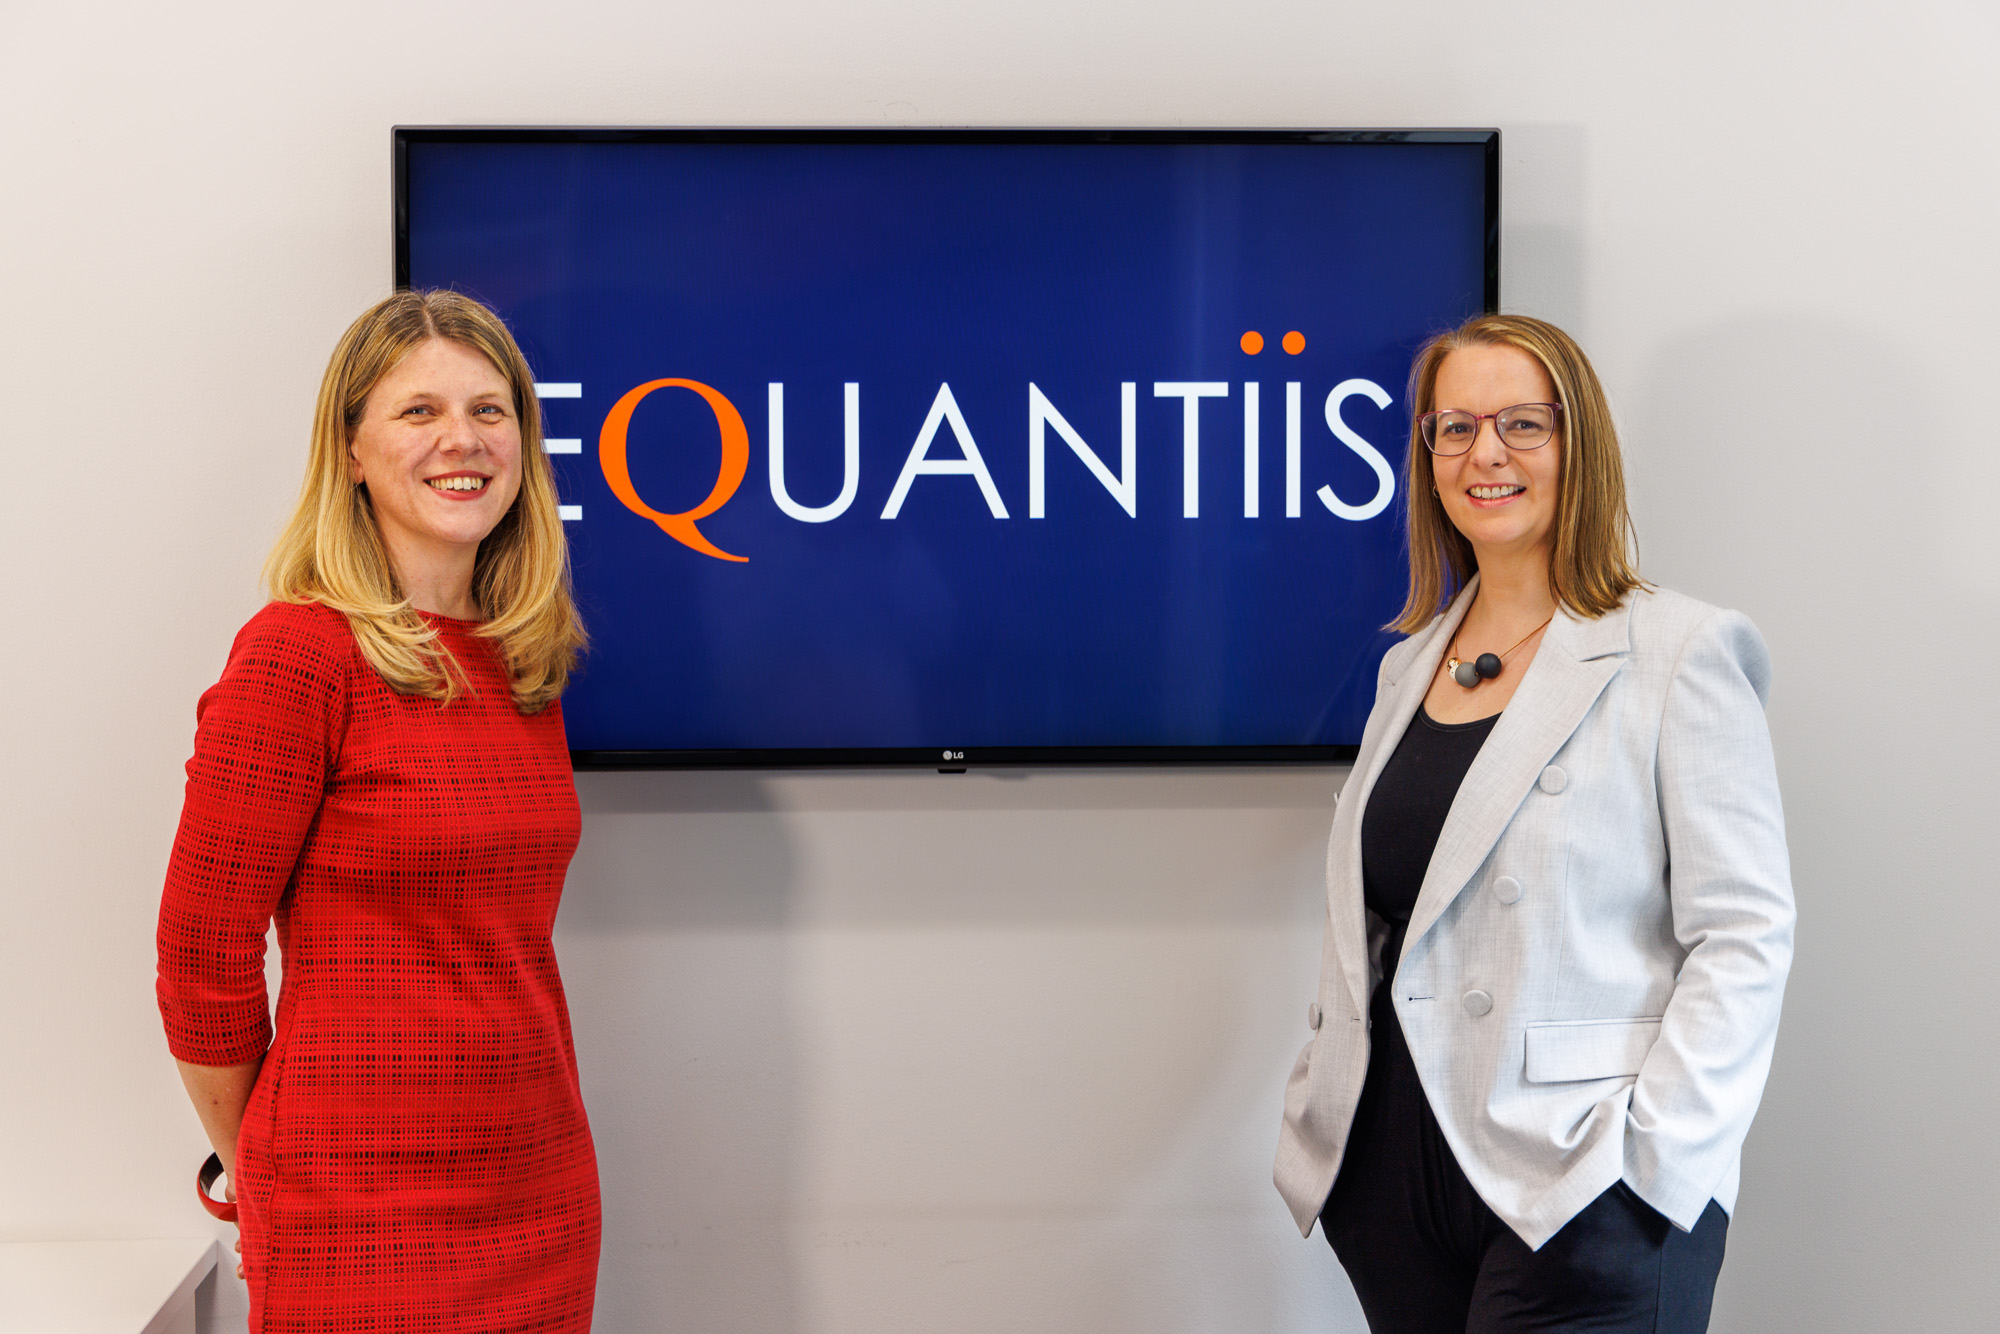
[197,1152,239,1223]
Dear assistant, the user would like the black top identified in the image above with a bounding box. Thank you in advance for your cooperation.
[1361,704,1501,981]
[1323,702,1503,1237]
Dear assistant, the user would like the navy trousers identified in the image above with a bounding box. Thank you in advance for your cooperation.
[1320,989,1728,1333]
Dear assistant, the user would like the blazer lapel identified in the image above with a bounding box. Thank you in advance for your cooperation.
[1402,598,1633,955]
[1329,580,1480,1018]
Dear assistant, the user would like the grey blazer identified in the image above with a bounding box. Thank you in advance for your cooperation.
[1274,580,1795,1249]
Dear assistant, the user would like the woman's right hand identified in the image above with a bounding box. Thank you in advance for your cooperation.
[175,1061,261,1169]
[175,1060,259,1280]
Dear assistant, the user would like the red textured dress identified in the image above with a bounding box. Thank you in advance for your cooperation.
[157,602,600,1332]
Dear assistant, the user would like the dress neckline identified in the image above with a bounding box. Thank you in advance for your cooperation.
[416,609,485,630]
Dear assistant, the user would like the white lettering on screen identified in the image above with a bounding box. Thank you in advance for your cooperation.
[1242,382,1260,519]
[1152,382,1230,519]
[557,377,1400,528]
[768,382,861,523]
[1285,382,1303,518]
[880,382,1011,519]
[1318,379,1397,521]
[1028,382,1137,518]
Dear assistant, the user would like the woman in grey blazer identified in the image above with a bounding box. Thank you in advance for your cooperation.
[1274,315,1794,1333]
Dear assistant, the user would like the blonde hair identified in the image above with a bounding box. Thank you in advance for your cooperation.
[1390,313,1644,634]
[264,290,586,711]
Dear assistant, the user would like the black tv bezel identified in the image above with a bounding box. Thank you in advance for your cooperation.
[392,126,1500,771]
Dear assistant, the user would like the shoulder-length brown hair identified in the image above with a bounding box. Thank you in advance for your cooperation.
[1390,313,1644,634]
[264,289,586,712]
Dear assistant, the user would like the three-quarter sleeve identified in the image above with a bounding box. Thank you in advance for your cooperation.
[157,603,350,1066]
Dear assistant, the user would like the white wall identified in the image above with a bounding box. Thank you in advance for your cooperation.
[3,3,1994,1330]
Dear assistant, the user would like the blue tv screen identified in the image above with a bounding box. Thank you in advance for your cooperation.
[395,129,1498,766]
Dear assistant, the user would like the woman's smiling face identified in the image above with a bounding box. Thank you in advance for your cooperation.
[1429,342,1563,566]
[347,338,523,576]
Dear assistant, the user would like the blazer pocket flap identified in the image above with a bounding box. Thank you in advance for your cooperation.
[1524,1018,1663,1084]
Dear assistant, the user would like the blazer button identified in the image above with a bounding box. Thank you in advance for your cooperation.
[1308,1002,1323,1031]
[1539,765,1568,794]
[1493,875,1523,905]
[1461,989,1494,1017]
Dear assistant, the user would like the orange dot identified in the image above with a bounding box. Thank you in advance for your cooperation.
[1240,330,1265,355]
[1282,331,1306,355]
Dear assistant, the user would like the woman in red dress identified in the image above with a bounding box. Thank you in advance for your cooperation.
[157,290,599,1331]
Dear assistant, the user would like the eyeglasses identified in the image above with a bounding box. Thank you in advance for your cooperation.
[1419,403,1562,456]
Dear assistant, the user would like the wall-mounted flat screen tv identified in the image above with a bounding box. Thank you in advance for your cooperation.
[395,128,1499,768]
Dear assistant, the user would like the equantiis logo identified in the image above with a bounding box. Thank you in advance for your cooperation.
[540,329,1398,563]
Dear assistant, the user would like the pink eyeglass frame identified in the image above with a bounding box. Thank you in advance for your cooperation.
[1418,402,1564,456]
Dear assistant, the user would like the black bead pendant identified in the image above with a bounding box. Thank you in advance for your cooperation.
[1475,652,1503,680]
